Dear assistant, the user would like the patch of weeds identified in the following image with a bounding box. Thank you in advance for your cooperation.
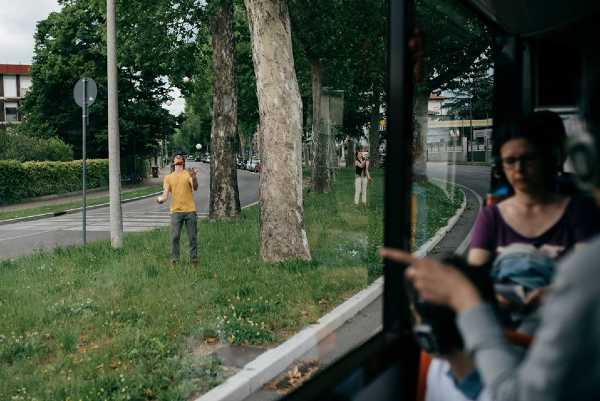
[276,259,319,273]
[0,331,49,364]
[217,303,275,345]
[189,325,220,342]
[176,355,224,398]
[144,264,160,279]
[335,238,368,263]
[48,298,98,318]
[0,259,17,272]
[57,330,78,353]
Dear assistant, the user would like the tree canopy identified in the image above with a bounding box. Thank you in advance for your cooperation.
[20,0,188,163]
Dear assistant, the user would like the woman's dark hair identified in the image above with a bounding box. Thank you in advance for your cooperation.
[493,111,566,190]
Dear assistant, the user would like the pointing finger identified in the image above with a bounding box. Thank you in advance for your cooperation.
[379,247,418,265]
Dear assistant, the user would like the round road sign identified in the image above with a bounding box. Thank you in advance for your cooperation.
[73,78,98,108]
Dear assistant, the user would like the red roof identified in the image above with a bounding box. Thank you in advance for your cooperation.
[0,64,31,75]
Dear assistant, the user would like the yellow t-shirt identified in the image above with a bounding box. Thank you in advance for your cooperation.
[164,170,197,213]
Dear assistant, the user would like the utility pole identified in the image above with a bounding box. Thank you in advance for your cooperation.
[107,0,123,248]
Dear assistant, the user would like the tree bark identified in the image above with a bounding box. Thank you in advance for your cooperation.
[345,137,355,168]
[368,97,380,169]
[244,0,311,262]
[413,88,430,178]
[209,0,241,219]
[310,59,331,193]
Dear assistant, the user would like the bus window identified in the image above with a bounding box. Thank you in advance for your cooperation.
[412,0,493,260]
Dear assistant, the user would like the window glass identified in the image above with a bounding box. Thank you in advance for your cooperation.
[412,0,493,256]
[3,75,17,98]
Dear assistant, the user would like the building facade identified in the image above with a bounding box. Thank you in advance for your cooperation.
[0,64,32,125]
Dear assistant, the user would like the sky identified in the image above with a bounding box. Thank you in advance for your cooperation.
[0,0,185,115]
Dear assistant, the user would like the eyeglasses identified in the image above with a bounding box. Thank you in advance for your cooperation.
[501,152,540,169]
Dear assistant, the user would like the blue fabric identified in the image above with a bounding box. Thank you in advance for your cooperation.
[491,250,556,290]
[447,368,484,400]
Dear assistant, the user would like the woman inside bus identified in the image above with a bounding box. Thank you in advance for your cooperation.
[468,111,599,317]
[382,77,600,401]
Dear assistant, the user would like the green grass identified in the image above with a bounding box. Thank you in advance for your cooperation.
[0,186,162,221]
[0,169,461,400]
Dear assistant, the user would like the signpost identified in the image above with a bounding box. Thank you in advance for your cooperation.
[73,78,97,245]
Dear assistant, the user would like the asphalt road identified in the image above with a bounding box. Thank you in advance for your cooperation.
[0,162,260,260]
[426,162,491,198]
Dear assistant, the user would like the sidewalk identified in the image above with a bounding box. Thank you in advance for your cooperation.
[0,165,169,213]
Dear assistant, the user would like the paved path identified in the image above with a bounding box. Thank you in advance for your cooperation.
[0,162,260,260]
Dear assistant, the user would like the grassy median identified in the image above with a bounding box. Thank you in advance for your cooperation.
[0,169,461,401]
[0,186,163,222]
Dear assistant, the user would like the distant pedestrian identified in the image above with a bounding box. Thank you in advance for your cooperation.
[354,149,372,205]
[157,153,199,267]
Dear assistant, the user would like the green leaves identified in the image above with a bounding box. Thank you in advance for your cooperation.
[21,0,190,161]
[0,159,109,204]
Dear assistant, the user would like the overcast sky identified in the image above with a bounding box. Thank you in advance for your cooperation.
[0,0,184,115]
[0,0,61,65]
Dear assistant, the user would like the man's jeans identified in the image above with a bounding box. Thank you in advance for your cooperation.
[170,212,197,262]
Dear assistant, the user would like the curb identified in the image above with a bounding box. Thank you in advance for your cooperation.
[194,182,468,401]
[0,191,163,226]
[452,184,483,256]
[194,277,384,401]
[414,187,467,257]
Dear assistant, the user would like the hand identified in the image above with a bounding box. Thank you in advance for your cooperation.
[379,247,482,312]
[188,168,197,178]
[524,286,548,307]
[157,195,165,204]
[368,176,373,182]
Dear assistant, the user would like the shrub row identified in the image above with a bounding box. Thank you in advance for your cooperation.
[0,129,73,162]
[0,159,109,205]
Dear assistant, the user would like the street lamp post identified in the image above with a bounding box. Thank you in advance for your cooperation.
[107,0,123,248]
[468,96,473,162]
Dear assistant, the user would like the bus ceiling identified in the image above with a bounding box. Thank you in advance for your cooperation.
[464,0,600,37]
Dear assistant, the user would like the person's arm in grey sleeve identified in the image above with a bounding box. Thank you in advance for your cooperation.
[457,304,521,400]
[458,253,589,401]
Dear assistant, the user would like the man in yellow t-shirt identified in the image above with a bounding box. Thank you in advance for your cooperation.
[157,154,199,267]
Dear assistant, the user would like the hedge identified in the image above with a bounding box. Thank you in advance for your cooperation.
[0,159,109,205]
[0,130,73,162]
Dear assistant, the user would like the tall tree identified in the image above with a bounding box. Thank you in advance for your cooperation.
[234,0,259,158]
[412,0,492,173]
[289,0,386,175]
[20,0,181,167]
[209,0,241,219]
[244,0,311,262]
[289,0,339,193]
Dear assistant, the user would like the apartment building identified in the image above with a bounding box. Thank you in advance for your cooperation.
[0,64,32,125]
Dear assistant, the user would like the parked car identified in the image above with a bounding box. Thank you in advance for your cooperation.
[246,158,259,171]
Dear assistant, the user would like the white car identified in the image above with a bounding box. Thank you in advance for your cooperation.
[246,159,259,171]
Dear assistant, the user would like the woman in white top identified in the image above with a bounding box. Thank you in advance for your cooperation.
[354,149,372,205]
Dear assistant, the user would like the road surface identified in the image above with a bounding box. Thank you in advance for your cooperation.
[0,162,259,260]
